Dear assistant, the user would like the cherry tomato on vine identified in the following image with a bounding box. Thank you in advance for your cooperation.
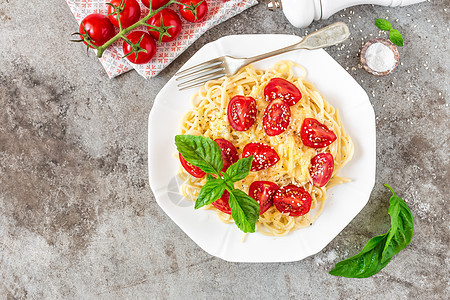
[146,8,182,43]
[273,185,312,217]
[179,153,205,178]
[300,118,337,148]
[264,78,302,106]
[122,31,157,64]
[227,95,257,131]
[242,143,280,172]
[79,14,116,48]
[310,153,334,187]
[212,190,231,214]
[107,0,141,28]
[249,181,279,215]
[215,139,239,172]
[141,0,169,9]
[263,99,291,136]
[178,0,208,23]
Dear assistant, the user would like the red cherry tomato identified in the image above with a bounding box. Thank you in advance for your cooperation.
[249,181,279,215]
[178,0,208,23]
[122,31,157,64]
[79,14,116,48]
[179,153,205,178]
[227,95,257,131]
[300,118,337,148]
[147,8,182,43]
[273,185,312,217]
[263,99,291,136]
[264,78,302,106]
[242,143,280,171]
[215,139,239,172]
[141,0,169,9]
[107,0,141,28]
[310,153,334,187]
[212,190,231,214]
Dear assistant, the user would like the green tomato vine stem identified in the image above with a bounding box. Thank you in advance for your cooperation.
[95,0,180,58]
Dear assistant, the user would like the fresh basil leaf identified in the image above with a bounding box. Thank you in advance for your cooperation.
[329,233,391,278]
[329,184,414,278]
[175,135,223,175]
[375,18,393,31]
[228,188,260,233]
[389,29,404,47]
[194,178,226,209]
[225,156,253,182]
[381,184,414,263]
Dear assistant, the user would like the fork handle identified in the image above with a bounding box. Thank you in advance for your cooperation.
[242,22,350,63]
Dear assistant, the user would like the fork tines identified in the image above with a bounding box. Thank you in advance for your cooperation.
[175,58,226,90]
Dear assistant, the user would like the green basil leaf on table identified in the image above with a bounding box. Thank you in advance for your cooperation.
[375,18,393,31]
[381,184,414,263]
[228,188,260,233]
[225,156,253,182]
[389,29,404,47]
[329,184,414,278]
[194,175,226,209]
[329,233,392,278]
[175,135,223,175]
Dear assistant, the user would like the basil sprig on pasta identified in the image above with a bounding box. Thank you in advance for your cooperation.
[329,184,414,278]
[175,135,260,233]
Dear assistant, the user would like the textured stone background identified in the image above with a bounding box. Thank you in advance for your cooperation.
[0,0,449,299]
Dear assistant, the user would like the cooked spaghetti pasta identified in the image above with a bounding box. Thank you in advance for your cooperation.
[178,61,354,236]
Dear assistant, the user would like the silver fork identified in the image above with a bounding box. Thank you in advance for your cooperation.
[175,22,350,90]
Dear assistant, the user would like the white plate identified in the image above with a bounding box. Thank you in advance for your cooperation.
[148,34,376,263]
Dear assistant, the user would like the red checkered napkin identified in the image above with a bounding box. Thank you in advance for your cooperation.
[66,0,258,78]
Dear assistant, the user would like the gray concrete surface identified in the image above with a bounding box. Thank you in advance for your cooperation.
[0,0,449,299]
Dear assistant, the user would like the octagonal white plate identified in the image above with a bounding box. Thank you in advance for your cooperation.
[148,34,376,263]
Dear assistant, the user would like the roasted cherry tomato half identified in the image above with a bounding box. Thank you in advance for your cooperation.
[249,181,279,215]
[178,0,208,23]
[179,153,205,178]
[212,190,231,214]
[79,14,116,48]
[215,138,239,172]
[310,153,334,187]
[263,99,291,136]
[141,0,169,9]
[122,31,157,64]
[273,185,312,217]
[107,0,141,28]
[264,78,302,106]
[147,8,182,43]
[227,95,257,131]
[300,118,337,148]
[242,143,280,171]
